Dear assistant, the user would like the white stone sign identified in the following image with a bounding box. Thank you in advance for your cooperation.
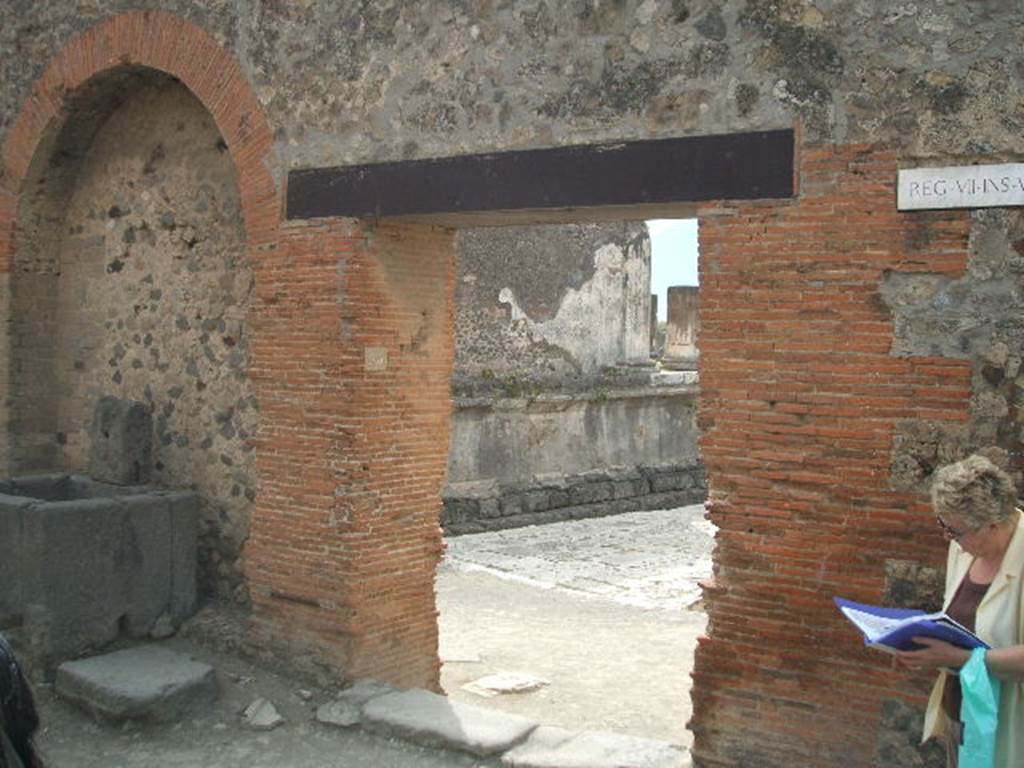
[898,163,1024,211]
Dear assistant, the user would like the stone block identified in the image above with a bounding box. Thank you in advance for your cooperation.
[21,498,126,662]
[0,494,28,623]
[0,475,199,667]
[521,489,558,513]
[503,728,688,768]
[612,478,645,499]
[121,495,173,637]
[88,396,153,485]
[56,646,217,723]
[478,498,502,518]
[362,688,537,756]
[649,472,686,493]
[499,494,524,518]
[568,481,614,505]
[165,491,200,622]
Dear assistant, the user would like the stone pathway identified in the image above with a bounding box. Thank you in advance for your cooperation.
[438,505,713,748]
[56,646,217,723]
[442,505,714,611]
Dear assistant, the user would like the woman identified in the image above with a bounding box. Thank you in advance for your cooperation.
[895,454,1024,767]
[0,634,42,768]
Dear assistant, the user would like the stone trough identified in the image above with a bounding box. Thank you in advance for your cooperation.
[0,473,198,669]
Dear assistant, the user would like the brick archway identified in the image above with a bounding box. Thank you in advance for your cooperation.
[0,9,305,663]
[0,11,451,688]
[0,10,278,259]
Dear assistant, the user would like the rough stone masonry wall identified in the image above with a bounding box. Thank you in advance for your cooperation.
[11,74,257,603]
[0,2,1022,764]
[444,385,706,534]
[454,222,652,391]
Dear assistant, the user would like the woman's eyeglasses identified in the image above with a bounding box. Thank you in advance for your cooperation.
[935,516,968,541]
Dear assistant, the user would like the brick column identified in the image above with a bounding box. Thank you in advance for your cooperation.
[246,219,455,687]
[690,145,972,767]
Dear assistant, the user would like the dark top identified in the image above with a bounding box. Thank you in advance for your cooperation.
[942,571,992,721]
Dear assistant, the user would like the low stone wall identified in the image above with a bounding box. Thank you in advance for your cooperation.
[443,462,706,534]
[444,379,706,534]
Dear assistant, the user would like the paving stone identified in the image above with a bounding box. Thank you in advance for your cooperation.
[316,699,361,728]
[501,726,577,761]
[56,645,216,723]
[336,678,394,707]
[502,728,687,768]
[242,697,284,730]
[362,688,537,756]
[463,671,549,697]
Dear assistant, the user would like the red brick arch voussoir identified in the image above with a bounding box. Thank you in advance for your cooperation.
[0,9,280,272]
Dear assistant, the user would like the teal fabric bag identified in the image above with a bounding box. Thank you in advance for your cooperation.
[959,648,1001,768]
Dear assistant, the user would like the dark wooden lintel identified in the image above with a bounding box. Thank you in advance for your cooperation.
[286,129,795,221]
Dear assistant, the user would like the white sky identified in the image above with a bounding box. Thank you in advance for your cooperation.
[648,219,698,321]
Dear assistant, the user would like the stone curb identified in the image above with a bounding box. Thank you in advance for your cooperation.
[336,682,689,768]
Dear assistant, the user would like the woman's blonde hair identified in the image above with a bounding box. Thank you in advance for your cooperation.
[931,453,1017,531]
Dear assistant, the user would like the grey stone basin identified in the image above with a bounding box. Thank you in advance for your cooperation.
[0,473,198,670]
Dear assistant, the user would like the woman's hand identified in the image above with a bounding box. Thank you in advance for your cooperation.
[893,637,971,671]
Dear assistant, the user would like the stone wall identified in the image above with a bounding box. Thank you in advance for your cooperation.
[664,285,699,368]
[448,220,700,533]
[454,222,651,393]
[10,72,256,603]
[0,4,1021,766]
[445,382,704,534]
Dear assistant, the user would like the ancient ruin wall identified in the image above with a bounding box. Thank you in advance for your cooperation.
[11,75,256,603]
[1,3,1018,170]
[0,4,1022,765]
[455,222,652,390]
[692,146,973,767]
[447,221,705,532]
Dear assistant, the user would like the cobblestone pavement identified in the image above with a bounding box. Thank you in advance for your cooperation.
[438,504,714,747]
[443,505,714,611]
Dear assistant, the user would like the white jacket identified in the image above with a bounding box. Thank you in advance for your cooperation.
[923,509,1024,767]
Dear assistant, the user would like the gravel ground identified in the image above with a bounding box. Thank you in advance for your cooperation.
[36,637,502,768]
[31,504,713,766]
[439,505,713,747]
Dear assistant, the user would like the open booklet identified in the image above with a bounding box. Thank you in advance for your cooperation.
[834,597,989,653]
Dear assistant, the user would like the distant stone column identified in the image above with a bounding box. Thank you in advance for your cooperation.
[649,293,659,357]
[620,233,652,365]
[664,286,699,369]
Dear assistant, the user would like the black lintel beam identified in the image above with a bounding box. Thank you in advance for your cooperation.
[286,128,795,221]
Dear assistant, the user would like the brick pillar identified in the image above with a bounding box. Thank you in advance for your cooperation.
[246,219,455,688]
[689,145,972,767]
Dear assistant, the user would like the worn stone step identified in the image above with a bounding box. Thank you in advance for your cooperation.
[361,688,537,756]
[56,645,217,723]
[503,726,688,768]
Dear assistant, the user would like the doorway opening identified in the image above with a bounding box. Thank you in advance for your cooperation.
[437,217,711,747]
